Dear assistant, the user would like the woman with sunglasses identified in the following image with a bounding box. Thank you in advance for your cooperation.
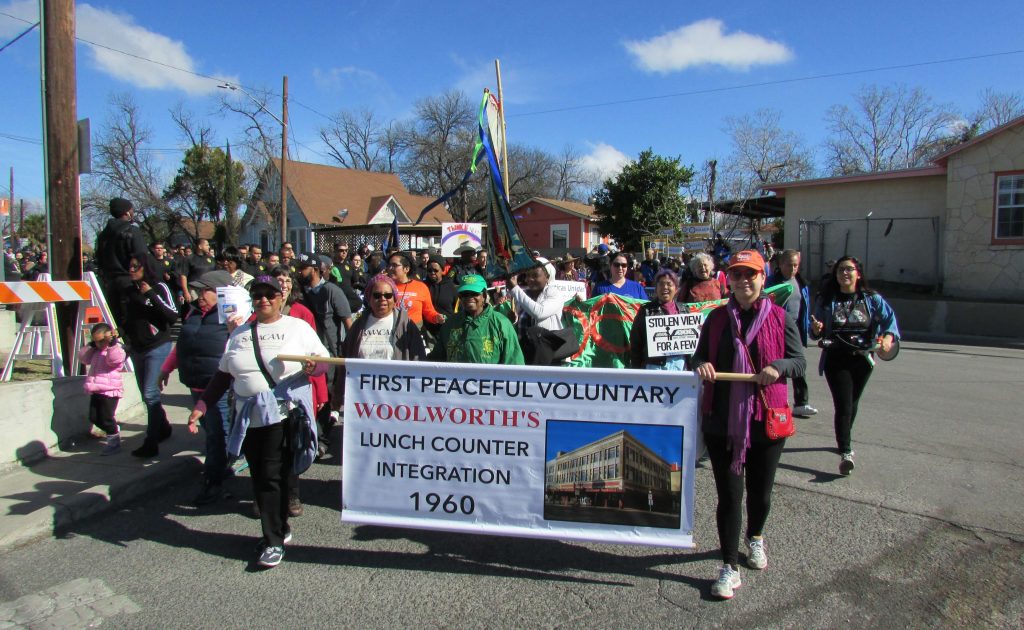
[592,253,648,300]
[691,250,805,600]
[123,254,180,458]
[340,274,426,374]
[810,256,899,476]
[190,276,329,568]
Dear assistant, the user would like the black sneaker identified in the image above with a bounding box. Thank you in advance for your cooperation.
[253,528,291,553]
[130,440,158,458]
[257,545,284,568]
[193,483,223,506]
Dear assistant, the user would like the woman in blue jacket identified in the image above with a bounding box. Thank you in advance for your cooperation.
[811,256,899,476]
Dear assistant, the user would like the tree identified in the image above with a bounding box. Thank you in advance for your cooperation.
[823,84,959,175]
[319,109,407,172]
[721,109,814,200]
[552,145,591,202]
[85,93,174,243]
[592,149,694,251]
[972,88,1024,132]
[20,213,47,246]
[163,143,245,246]
[400,89,480,221]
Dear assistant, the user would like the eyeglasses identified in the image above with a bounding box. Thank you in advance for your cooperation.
[387,262,405,269]
[728,269,758,280]
[371,292,394,300]
[250,290,280,302]
[611,262,629,268]
[837,266,858,274]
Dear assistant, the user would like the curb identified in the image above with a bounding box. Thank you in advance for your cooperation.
[0,453,202,553]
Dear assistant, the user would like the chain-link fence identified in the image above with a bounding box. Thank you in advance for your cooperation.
[798,216,941,293]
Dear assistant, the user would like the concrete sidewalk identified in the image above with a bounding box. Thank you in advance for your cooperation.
[0,378,204,551]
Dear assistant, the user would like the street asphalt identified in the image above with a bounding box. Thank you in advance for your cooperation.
[0,341,1022,628]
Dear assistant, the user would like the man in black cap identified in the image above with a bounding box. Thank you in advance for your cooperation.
[95,197,150,330]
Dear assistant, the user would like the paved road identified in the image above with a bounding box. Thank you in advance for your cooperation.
[1,341,1022,628]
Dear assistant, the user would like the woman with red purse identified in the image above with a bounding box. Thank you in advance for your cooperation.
[691,249,806,600]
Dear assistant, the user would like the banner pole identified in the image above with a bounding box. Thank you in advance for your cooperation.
[494,58,511,202]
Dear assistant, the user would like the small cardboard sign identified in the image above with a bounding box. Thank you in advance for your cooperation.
[645,311,705,357]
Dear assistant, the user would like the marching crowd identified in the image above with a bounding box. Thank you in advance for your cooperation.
[83,197,899,593]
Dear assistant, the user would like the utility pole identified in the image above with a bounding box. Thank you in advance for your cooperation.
[40,0,81,373]
[280,75,288,248]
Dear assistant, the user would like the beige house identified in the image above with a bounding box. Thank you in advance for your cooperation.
[766,115,1024,337]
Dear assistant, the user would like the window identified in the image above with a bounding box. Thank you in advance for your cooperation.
[551,224,569,249]
[995,174,1024,241]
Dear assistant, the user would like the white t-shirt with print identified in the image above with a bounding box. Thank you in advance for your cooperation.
[357,312,397,360]
[219,315,329,398]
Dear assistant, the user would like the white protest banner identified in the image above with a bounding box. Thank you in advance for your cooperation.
[440,223,483,257]
[216,286,252,324]
[548,279,588,303]
[343,360,699,548]
[644,312,705,357]
[679,223,712,238]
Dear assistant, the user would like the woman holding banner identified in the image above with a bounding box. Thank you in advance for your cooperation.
[691,250,806,600]
[629,269,688,371]
[810,256,899,476]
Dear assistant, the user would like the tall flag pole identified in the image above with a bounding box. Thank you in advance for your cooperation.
[494,59,511,202]
[381,209,400,252]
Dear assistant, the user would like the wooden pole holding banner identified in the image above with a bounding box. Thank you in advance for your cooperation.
[714,373,757,382]
[278,354,347,365]
[494,59,511,202]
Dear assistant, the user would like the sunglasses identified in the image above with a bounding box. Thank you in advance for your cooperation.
[728,269,758,280]
[611,262,629,268]
[372,292,394,300]
[128,264,143,271]
[250,290,280,301]
[459,291,483,298]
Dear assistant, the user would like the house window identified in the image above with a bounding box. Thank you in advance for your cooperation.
[995,173,1024,240]
[551,224,569,249]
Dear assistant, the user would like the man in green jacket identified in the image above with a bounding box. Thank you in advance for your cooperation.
[429,275,524,365]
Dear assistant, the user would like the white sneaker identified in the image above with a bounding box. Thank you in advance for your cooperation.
[711,565,741,599]
[840,452,856,476]
[793,405,818,417]
[746,537,768,570]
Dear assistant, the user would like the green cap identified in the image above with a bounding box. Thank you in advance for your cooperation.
[457,274,487,294]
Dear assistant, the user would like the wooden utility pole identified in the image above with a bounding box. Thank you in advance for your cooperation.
[280,75,288,247]
[40,0,81,373]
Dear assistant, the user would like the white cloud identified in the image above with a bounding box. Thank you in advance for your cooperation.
[76,4,236,94]
[625,18,793,73]
[581,143,630,181]
[0,1,235,93]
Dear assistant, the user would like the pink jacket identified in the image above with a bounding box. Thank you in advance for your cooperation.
[80,342,127,398]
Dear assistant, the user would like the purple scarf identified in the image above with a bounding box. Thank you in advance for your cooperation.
[726,298,772,474]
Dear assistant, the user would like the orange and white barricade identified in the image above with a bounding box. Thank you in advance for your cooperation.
[0,272,124,381]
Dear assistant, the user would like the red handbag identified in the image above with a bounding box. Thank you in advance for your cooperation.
[740,341,796,440]
[759,388,796,440]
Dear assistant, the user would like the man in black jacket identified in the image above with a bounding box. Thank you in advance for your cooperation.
[94,198,149,330]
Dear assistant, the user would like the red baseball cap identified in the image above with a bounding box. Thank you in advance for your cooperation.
[728,250,766,273]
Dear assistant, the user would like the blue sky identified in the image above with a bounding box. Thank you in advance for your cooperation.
[546,420,683,467]
[2,0,1022,208]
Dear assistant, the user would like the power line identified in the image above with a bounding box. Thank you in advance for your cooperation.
[0,19,37,53]
[512,49,1024,118]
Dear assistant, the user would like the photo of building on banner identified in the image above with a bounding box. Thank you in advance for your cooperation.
[342,360,700,548]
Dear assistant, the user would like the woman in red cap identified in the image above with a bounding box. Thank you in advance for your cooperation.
[691,249,806,600]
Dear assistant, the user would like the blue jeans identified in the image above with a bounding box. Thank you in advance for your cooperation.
[130,341,172,442]
[191,390,230,484]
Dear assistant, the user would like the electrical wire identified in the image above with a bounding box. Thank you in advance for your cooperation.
[0,19,37,53]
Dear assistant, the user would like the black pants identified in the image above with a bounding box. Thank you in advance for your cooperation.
[792,375,809,407]
[823,350,874,454]
[704,432,786,567]
[88,394,119,435]
[242,421,293,547]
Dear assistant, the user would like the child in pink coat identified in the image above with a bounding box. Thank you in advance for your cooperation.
[80,323,128,455]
